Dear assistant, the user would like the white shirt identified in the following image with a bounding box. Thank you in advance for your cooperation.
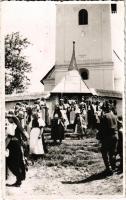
[38,118,45,127]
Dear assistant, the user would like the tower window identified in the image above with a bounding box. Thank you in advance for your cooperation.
[111,4,117,13]
[79,68,89,80]
[79,9,88,25]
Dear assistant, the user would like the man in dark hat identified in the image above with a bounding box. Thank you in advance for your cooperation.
[97,101,118,175]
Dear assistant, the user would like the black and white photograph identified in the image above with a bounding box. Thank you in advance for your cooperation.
[1,0,125,199]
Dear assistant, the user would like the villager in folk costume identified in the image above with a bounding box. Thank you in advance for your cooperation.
[117,116,123,173]
[60,106,69,130]
[66,105,71,125]
[111,99,117,115]
[97,101,118,175]
[69,106,76,129]
[79,96,87,111]
[87,101,95,129]
[51,104,65,144]
[63,98,70,110]
[80,108,87,135]
[17,110,30,160]
[29,112,46,159]
[6,111,28,187]
[74,111,85,139]
[39,98,46,122]
[26,106,32,132]
[59,98,65,110]
[44,105,50,126]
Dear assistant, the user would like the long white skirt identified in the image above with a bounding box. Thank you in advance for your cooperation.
[30,127,44,155]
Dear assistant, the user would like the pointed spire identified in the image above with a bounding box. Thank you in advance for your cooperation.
[68,41,78,71]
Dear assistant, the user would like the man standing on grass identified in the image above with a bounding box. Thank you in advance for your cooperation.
[97,101,118,175]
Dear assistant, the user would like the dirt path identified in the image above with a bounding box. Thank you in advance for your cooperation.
[6,138,123,199]
[6,162,123,199]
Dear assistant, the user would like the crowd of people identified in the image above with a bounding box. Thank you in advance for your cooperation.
[5,96,123,187]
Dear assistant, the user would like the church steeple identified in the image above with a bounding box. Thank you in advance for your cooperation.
[68,41,78,71]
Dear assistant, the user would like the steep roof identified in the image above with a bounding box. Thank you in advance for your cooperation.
[51,41,91,94]
[40,65,55,84]
[51,69,91,94]
[68,41,78,71]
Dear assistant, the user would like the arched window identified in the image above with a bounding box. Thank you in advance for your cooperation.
[111,4,117,13]
[79,9,88,25]
[79,68,89,80]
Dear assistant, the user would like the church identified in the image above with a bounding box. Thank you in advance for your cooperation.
[41,3,123,97]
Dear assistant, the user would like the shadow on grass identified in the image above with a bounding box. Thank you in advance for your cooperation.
[62,170,110,184]
[46,141,61,146]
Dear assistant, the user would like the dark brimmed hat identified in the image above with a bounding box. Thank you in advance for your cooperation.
[6,110,15,118]
[16,102,22,106]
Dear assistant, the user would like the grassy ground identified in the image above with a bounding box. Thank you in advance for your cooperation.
[6,129,123,199]
[36,138,101,168]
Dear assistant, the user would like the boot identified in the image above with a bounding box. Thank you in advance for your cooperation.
[104,168,113,176]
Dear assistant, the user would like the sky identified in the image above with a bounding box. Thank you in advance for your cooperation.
[2,1,124,93]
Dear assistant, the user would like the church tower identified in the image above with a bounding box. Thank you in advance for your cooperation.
[54,4,114,90]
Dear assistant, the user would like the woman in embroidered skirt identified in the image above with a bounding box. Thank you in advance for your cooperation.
[30,112,45,159]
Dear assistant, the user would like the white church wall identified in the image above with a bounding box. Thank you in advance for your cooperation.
[54,4,114,91]
[86,69,104,89]
[55,65,67,85]
[56,4,112,66]
[54,65,114,90]
[84,68,113,90]
[44,80,55,92]
[102,69,114,90]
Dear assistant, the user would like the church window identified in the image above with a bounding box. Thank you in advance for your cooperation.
[111,4,117,13]
[79,68,89,80]
[79,9,88,25]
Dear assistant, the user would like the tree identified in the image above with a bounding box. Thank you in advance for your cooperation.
[5,32,31,94]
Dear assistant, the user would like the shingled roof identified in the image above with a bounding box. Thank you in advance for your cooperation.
[51,69,91,94]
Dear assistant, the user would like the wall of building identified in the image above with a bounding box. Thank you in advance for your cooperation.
[56,4,112,65]
[54,4,114,91]
[44,80,55,92]
[54,63,114,90]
